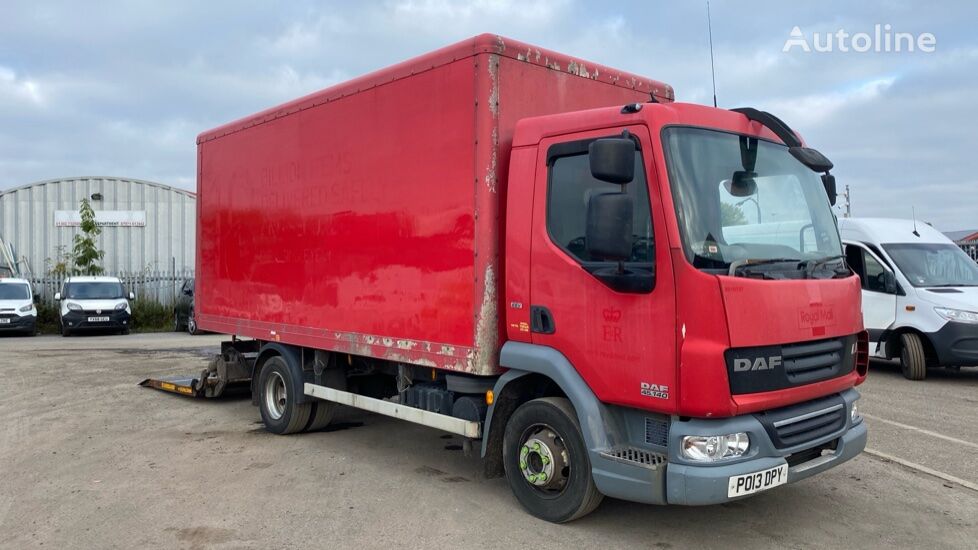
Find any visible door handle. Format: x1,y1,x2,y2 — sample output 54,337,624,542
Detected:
530,305,555,334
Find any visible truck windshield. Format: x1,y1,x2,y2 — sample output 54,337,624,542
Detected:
0,284,30,300
882,243,978,287
663,127,843,278
66,282,125,299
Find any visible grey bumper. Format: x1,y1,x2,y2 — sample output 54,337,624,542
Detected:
665,417,865,505
589,388,866,506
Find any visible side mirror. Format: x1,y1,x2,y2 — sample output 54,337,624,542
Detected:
822,173,837,206
589,138,635,184
586,193,633,261
128,291,135,301
883,271,897,294
54,292,61,301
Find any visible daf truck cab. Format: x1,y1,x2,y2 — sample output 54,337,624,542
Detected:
840,218,978,379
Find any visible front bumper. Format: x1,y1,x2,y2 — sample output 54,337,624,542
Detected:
589,389,865,506
62,310,131,331
0,313,36,332
930,321,978,366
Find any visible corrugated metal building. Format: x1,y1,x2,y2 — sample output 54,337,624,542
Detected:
0,176,195,276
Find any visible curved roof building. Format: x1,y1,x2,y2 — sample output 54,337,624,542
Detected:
0,176,195,276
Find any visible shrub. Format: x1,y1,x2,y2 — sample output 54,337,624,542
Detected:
35,302,60,334
130,300,172,332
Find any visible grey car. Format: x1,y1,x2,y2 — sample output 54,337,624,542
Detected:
173,278,201,335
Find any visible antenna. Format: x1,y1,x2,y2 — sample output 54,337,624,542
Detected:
707,1,718,108
912,207,920,237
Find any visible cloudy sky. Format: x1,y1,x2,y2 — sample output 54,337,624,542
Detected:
2,1,976,230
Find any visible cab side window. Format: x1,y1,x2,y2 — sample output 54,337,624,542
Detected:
863,253,888,293
547,152,654,263
845,244,890,293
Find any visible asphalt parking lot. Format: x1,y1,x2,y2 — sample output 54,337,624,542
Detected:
1,333,976,549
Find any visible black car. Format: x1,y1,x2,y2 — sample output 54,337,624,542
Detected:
173,278,202,335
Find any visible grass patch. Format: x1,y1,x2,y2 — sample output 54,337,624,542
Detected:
34,300,174,334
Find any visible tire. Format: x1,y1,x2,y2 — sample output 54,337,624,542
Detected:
900,332,927,380
187,311,200,335
258,356,312,435
121,327,130,335
305,401,338,432
60,321,70,337
173,311,184,332
502,397,603,523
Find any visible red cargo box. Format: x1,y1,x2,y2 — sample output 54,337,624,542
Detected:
196,34,672,375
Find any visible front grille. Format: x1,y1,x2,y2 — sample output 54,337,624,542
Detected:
644,416,669,447
782,338,844,384
600,447,666,469
755,394,846,450
726,335,856,394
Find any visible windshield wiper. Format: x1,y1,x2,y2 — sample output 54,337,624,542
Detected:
805,254,848,278
728,258,801,277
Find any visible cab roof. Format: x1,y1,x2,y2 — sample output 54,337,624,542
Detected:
838,217,952,246
0,278,30,285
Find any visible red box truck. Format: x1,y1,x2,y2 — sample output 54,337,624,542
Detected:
191,34,868,522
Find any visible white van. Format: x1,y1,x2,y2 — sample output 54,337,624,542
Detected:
0,278,37,336
54,276,134,336
839,218,978,379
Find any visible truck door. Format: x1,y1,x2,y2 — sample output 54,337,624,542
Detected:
845,242,898,351
528,126,677,411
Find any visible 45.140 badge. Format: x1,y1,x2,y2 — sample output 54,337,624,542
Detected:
640,382,669,399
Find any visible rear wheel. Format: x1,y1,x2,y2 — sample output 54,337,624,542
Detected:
258,356,312,434
900,332,927,380
503,397,603,523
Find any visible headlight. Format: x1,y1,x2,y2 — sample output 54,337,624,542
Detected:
115,302,128,311
681,432,750,462
935,307,978,324
851,401,861,424
66,302,82,311
19,304,34,313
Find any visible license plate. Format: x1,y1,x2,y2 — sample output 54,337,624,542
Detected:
0,319,9,324
728,464,788,498
87,316,110,322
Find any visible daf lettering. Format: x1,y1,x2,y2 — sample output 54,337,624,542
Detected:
734,356,783,372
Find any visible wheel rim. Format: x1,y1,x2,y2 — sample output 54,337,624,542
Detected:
264,371,288,420
188,315,196,334
517,423,570,496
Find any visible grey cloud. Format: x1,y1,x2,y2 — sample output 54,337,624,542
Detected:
1,0,975,230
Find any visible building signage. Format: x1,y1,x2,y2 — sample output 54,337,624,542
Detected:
54,210,147,227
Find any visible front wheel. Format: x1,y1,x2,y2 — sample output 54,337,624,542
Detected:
900,332,927,380
503,397,603,523
60,320,70,337
258,356,312,434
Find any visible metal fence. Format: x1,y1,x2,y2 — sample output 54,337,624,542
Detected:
29,269,194,307
960,240,978,262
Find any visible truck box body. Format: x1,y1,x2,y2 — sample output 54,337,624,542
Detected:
196,35,673,375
